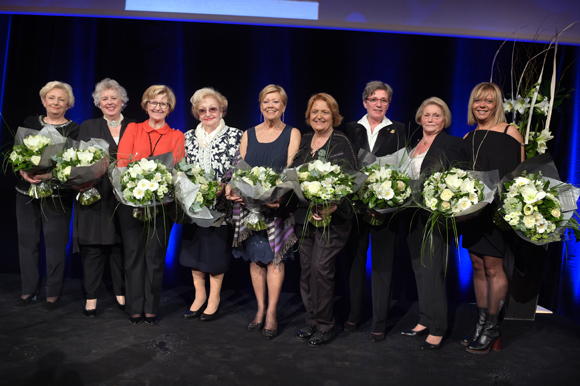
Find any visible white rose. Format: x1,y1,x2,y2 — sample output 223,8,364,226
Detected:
62,147,77,162
523,215,536,228
444,173,462,190
307,181,322,195
551,208,561,218
77,150,94,165
440,189,454,201
30,155,41,165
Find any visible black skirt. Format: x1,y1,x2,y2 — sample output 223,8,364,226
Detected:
179,224,233,273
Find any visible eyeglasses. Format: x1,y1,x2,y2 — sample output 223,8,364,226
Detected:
148,101,170,109
198,107,219,115
366,98,390,105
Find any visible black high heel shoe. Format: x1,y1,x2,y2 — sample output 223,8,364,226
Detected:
184,300,208,319
400,328,429,337
13,291,39,308
83,309,97,317
199,307,219,322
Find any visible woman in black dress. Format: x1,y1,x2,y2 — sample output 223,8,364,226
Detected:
462,82,524,353
14,81,80,311
399,97,467,350
180,88,242,321
74,78,133,317
293,93,359,346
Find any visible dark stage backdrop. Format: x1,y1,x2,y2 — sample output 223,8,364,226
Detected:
0,14,579,321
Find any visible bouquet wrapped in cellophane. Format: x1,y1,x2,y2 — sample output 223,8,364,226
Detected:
498,153,580,245
229,159,294,231
110,152,174,221
52,138,110,205
287,159,367,228
173,159,224,227
6,125,67,198
354,148,413,226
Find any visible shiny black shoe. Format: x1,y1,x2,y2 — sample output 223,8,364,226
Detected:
461,307,487,346
421,340,442,350
41,300,59,312
370,332,385,343
262,328,278,340
184,301,208,320
129,315,143,325
13,292,39,309
247,321,264,331
83,309,97,318
117,302,125,312
296,325,317,340
400,328,429,337
466,313,501,354
343,321,358,332
199,308,219,322
144,316,158,325
308,330,335,347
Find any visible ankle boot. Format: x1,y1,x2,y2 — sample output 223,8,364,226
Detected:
466,313,501,354
461,307,487,346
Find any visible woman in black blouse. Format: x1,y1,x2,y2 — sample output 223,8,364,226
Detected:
74,78,134,317
14,81,79,311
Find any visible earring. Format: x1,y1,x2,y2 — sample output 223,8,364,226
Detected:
282,112,285,123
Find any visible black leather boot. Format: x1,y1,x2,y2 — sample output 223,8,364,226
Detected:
466,313,501,354
461,307,487,346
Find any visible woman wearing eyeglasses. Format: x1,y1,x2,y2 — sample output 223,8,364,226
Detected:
116,85,185,325
343,81,406,342
179,88,242,321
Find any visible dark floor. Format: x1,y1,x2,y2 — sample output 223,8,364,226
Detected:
1,273,580,386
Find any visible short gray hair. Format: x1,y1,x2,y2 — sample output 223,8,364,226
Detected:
362,80,393,101
92,78,129,108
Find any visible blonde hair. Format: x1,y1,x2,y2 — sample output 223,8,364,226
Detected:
415,97,452,128
258,84,288,106
140,85,176,113
39,81,75,108
467,82,506,126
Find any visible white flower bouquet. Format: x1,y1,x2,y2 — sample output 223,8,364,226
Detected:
110,152,174,221
52,138,110,205
499,154,580,245
7,126,67,198
173,159,223,227
229,159,293,231
288,159,366,228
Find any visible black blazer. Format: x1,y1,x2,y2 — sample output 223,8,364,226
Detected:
73,117,134,250
419,130,468,173
344,120,407,157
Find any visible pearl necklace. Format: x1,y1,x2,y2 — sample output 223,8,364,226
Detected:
104,114,124,128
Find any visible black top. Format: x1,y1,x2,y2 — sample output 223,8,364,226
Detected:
464,127,522,179
16,115,80,195
419,130,469,173
244,124,293,170
344,120,406,157
73,117,134,250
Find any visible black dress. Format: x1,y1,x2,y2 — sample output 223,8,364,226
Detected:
462,128,522,257
179,125,242,273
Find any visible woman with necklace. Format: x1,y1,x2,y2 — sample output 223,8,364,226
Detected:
14,81,80,312
180,88,242,322
226,84,301,340
399,97,467,350
343,80,406,342
292,93,358,346
73,78,135,317
116,85,185,326
461,82,524,354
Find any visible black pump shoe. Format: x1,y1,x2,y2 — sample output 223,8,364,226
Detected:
184,301,208,319
401,328,429,337
83,309,97,318
129,315,143,325
13,291,39,308
199,307,219,322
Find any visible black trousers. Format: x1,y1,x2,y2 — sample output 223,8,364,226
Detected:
299,221,352,332
80,244,124,299
16,193,72,297
347,220,397,333
117,205,172,316
405,213,448,337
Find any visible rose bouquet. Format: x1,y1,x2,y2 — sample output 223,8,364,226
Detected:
52,139,110,205
498,154,580,245
6,126,67,198
288,159,366,228
173,159,223,227
229,160,293,231
110,152,174,221
354,164,412,225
